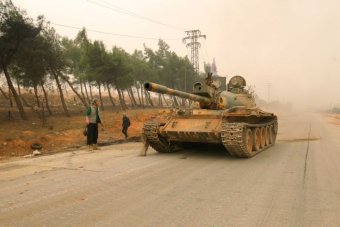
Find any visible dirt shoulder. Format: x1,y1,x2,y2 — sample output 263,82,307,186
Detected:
0,108,158,161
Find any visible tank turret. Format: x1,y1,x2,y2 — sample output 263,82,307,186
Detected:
144,73,256,110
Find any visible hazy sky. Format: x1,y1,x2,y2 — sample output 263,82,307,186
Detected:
12,0,340,108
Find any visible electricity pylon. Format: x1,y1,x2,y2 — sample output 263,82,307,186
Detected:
182,30,206,75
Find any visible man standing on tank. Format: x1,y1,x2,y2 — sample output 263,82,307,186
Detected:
86,99,104,150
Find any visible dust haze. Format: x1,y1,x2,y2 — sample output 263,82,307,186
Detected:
13,0,340,109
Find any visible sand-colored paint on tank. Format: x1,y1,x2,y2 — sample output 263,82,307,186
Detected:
143,73,278,158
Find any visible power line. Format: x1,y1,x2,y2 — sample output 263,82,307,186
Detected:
93,0,188,31
86,0,187,31
50,22,180,41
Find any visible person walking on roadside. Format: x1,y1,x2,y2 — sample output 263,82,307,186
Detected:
122,114,130,139
86,99,104,150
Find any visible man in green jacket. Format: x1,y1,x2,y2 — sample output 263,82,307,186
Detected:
86,99,104,150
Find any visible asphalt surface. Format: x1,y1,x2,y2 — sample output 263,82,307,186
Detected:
1,111,340,226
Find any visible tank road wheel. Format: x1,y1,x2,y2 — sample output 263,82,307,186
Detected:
265,126,271,146
272,121,278,144
260,127,267,148
252,127,261,151
268,125,274,145
273,120,279,144
221,122,269,158
244,128,254,155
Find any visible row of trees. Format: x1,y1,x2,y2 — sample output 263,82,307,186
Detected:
0,0,198,120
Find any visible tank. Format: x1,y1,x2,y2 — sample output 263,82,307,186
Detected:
142,73,278,158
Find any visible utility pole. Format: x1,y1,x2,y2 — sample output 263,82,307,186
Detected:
182,30,206,75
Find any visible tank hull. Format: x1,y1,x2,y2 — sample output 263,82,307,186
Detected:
143,108,278,158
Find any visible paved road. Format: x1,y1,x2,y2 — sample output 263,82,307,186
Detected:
1,111,340,226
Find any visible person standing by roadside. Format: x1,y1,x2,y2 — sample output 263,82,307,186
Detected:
86,99,104,150
122,114,130,139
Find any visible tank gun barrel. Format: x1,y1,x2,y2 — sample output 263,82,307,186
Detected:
144,82,211,104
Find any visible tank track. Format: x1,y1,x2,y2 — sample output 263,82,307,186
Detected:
142,120,174,153
221,117,278,158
